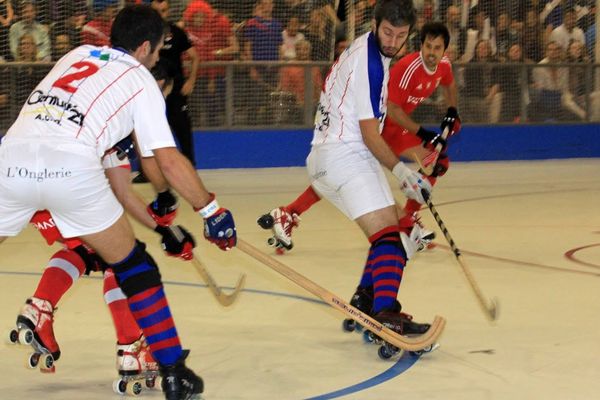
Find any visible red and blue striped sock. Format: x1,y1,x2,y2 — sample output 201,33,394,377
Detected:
358,248,374,288
368,226,406,313
127,286,182,366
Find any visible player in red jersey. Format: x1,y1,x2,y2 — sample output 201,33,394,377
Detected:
258,21,460,255
384,21,460,239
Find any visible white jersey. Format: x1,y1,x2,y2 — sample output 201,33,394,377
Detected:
3,45,175,158
312,32,391,147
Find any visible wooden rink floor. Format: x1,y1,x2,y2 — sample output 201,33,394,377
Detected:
1,159,600,400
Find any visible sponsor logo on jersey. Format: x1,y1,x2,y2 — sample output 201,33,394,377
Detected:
407,95,425,105
27,90,85,126
6,166,72,182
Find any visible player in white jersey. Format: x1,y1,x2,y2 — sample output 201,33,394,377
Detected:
0,5,234,399
306,0,433,337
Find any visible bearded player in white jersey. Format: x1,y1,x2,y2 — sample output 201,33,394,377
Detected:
305,0,433,337
0,5,234,400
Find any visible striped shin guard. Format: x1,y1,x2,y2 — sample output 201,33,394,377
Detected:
368,226,407,313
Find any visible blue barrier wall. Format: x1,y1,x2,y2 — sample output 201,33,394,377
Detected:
193,124,600,169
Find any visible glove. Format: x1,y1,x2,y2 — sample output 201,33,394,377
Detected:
155,224,196,260
440,107,461,137
430,152,450,178
416,126,446,150
147,189,178,226
198,193,237,251
392,162,432,205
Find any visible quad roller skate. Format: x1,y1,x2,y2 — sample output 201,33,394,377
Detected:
257,207,300,254
341,286,373,334
160,350,203,400
363,302,438,360
410,213,436,252
7,297,59,373
113,336,161,396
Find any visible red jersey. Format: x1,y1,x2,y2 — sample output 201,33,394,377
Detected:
383,51,454,154
81,18,112,47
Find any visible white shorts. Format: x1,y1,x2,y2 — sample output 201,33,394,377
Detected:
0,138,123,238
306,143,395,220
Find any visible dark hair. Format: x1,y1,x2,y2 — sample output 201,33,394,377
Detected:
110,5,166,53
373,0,416,28
420,21,450,49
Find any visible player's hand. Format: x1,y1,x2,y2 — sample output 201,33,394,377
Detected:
416,127,446,150
147,189,178,226
392,162,432,204
440,107,461,137
198,194,237,251
155,225,195,260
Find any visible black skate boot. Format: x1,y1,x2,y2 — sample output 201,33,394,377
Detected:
373,301,431,336
160,350,203,400
342,286,373,332
372,302,435,360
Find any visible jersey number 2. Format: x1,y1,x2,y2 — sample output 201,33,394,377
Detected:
52,61,99,93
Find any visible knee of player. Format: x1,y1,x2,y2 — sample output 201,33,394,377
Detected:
109,240,163,297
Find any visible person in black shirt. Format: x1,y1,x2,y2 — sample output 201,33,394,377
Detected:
151,0,199,166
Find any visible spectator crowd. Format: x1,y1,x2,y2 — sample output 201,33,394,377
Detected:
0,0,597,128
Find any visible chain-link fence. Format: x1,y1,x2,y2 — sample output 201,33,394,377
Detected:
0,0,597,133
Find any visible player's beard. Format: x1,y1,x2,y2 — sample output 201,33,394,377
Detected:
376,31,406,59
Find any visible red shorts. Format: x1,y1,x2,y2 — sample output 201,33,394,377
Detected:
381,126,422,157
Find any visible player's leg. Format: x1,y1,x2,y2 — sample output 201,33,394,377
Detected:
309,146,430,336
103,268,158,379
166,93,195,166
80,216,202,397
16,247,89,360
257,185,321,253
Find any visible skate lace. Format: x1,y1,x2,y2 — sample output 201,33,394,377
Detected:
275,208,299,236
412,213,424,229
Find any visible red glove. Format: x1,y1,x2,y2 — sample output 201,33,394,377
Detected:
154,225,196,260
440,107,461,137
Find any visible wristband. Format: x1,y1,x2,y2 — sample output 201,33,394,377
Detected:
197,194,219,218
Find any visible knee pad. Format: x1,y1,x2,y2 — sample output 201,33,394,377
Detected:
110,241,163,297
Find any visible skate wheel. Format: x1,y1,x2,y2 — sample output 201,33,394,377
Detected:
39,353,55,373
342,319,356,332
362,330,375,343
8,329,18,344
257,214,274,229
113,379,126,395
19,328,34,345
27,352,40,369
126,381,143,396
145,377,156,389
267,237,276,247
378,345,393,360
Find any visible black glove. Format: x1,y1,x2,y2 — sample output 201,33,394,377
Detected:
440,107,461,136
147,189,178,226
416,126,446,150
155,224,196,260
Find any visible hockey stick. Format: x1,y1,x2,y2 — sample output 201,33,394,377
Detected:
191,253,246,307
412,126,449,176
236,238,446,352
419,190,498,322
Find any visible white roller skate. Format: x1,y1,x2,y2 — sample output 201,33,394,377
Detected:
409,212,436,253
112,336,161,396
257,207,300,254
7,297,59,373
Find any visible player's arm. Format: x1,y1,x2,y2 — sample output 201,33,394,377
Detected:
360,118,430,204
181,46,199,96
105,166,157,231
140,156,169,193
386,100,420,134
440,79,458,109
